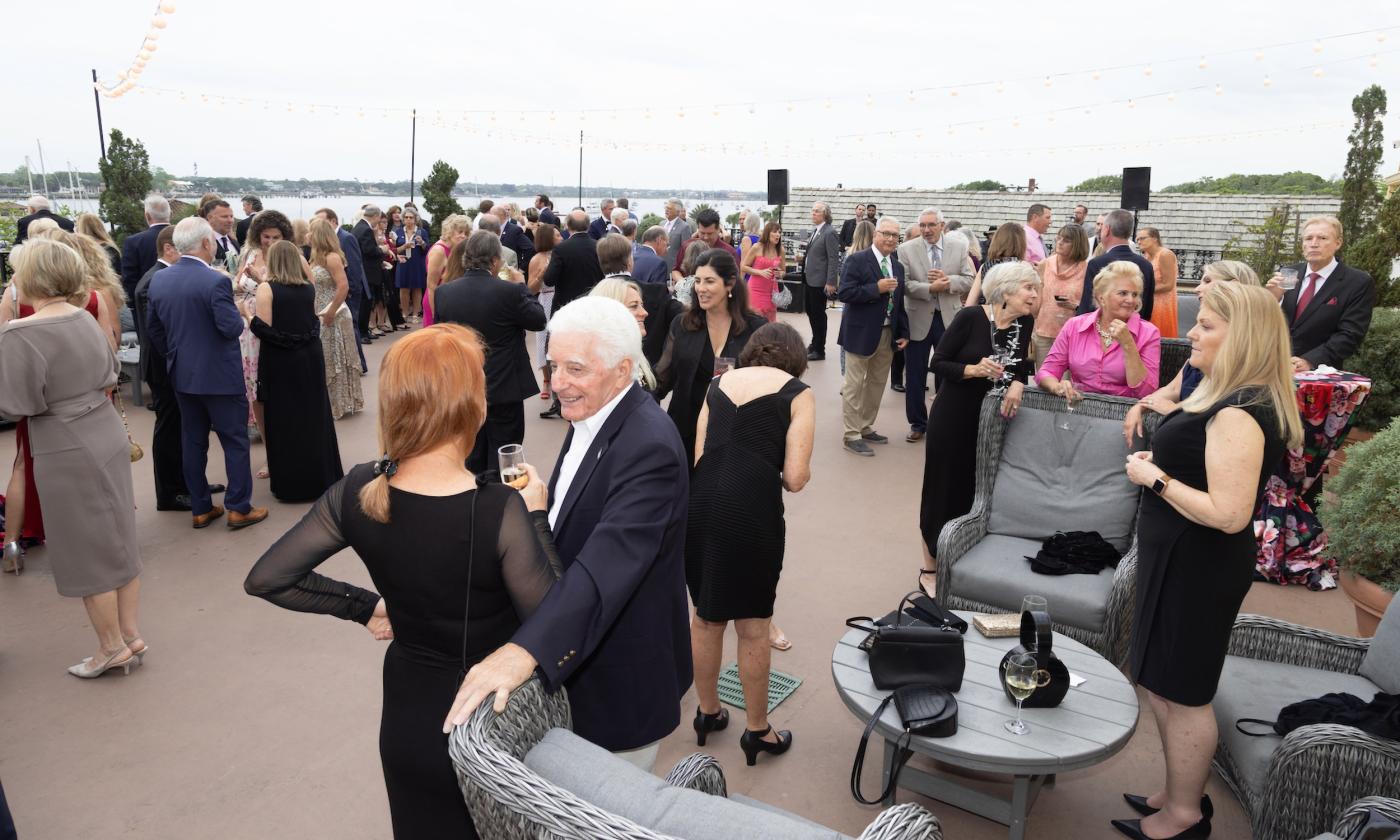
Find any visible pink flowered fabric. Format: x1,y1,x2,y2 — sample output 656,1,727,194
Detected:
1253,371,1371,591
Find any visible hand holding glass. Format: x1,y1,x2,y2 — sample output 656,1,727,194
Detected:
1278,267,1299,290
499,444,528,489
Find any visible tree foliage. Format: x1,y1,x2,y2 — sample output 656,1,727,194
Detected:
420,160,465,240
1220,203,1302,283
1162,172,1342,195
1349,185,1400,307
947,179,1006,191
689,203,714,224
1339,84,1387,261
638,212,663,233
97,129,153,244
1068,175,1122,192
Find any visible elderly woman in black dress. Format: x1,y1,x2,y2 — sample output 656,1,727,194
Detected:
918,261,1039,596
245,324,559,839
1115,282,1300,840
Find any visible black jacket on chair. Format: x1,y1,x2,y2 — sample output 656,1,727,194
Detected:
432,269,547,405
540,231,604,313
1282,260,1376,369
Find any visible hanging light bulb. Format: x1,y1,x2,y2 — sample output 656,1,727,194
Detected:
1197,56,1207,69
144,41,158,52
1369,55,1379,68
823,99,832,110
1127,99,1136,109
1214,84,1224,96
995,81,1005,93
1091,70,1101,81
1011,117,1020,128
948,88,958,97
864,94,873,108
1254,51,1265,61
676,108,685,118
139,49,151,59
152,15,167,28
906,90,915,102
1043,76,1052,88
1263,75,1273,87
1143,65,1153,76
1166,92,1177,102
1313,39,1323,53
1313,67,1325,77
786,102,795,112
160,1,176,11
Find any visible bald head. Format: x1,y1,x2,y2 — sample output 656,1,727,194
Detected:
566,209,590,233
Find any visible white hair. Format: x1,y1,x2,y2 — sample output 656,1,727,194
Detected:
918,207,944,222
547,296,643,372
666,198,685,213
611,207,629,226
144,193,172,222
172,217,215,255
876,216,901,230
743,212,762,234
981,260,1040,304
26,194,50,212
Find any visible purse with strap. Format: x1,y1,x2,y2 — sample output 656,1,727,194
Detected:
846,592,965,691
997,610,1070,708
850,684,958,804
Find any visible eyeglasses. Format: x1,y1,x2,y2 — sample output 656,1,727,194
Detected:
875,230,900,238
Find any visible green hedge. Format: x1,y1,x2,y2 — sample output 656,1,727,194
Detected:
1347,306,1400,432
1323,416,1400,592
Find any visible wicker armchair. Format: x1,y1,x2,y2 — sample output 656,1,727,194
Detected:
1328,796,1400,838
1158,338,1192,388
1213,614,1400,840
936,390,1157,666
449,678,943,839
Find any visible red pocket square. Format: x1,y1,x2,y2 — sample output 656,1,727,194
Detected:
1326,297,1338,305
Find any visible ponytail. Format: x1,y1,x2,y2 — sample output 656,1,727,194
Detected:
358,474,391,523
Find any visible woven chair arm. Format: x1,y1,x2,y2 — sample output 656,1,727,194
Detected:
856,803,944,840
662,753,727,797
1253,723,1400,840
934,509,987,601
1101,543,1139,668
1332,796,1400,837
1227,614,1370,673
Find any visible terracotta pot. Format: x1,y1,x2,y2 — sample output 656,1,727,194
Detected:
1339,569,1395,638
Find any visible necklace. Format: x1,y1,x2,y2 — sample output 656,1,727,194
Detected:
1096,322,1114,348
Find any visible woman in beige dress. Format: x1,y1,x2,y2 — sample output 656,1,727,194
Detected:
0,238,144,678
308,218,364,419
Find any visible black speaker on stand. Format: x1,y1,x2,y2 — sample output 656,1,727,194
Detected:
1121,167,1151,237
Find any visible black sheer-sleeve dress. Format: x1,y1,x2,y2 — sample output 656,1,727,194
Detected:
244,465,561,839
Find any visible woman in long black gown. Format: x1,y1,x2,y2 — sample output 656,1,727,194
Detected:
919,261,1039,595
1114,282,1299,840
245,324,560,839
251,241,343,502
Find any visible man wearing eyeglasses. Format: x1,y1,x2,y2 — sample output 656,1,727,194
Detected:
837,218,909,457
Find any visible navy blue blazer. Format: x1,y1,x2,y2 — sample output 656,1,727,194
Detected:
837,247,909,356
512,384,692,751
336,227,370,304
587,215,608,241
145,257,246,396
631,245,670,285
1075,244,1157,323
120,223,169,303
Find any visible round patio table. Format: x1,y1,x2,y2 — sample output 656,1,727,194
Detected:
832,611,1139,840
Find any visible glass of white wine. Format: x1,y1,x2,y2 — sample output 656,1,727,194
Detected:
1004,652,1048,735
499,444,528,490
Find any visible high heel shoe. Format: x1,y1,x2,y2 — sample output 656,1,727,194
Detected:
1123,794,1214,820
693,706,729,746
2,541,23,575
917,569,936,597
67,646,137,679
123,636,149,664
1110,816,1211,839
739,725,792,766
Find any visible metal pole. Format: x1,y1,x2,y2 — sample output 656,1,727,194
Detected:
36,141,50,199
577,131,583,208
409,109,417,204
92,69,108,168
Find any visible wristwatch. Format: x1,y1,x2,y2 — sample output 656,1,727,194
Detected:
1152,474,1173,496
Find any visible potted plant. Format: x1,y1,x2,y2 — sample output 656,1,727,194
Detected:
1322,416,1400,636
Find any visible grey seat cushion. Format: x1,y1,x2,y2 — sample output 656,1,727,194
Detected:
1359,597,1400,695
525,729,847,840
731,795,856,840
1177,291,1200,335
1213,655,1381,798
986,404,1142,552
949,533,1115,632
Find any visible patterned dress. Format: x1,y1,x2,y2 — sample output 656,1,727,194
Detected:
312,265,364,419
235,271,261,432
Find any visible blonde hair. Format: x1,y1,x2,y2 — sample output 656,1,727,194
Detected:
850,220,875,252
1178,282,1303,449
49,231,124,305
11,238,86,300
308,217,345,269
358,325,487,523
75,213,115,246
1092,260,1143,303
589,276,656,389
265,240,308,285
439,213,471,239
292,218,310,247
1302,215,1343,243
26,217,60,238
1201,260,1259,286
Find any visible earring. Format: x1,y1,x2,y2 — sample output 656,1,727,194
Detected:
728,291,733,298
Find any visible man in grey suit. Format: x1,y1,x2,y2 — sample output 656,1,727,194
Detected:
804,201,841,360
895,208,976,441
663,199,693,271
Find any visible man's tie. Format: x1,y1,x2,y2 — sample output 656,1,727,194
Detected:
1295,272,1321,317
880,255,893,321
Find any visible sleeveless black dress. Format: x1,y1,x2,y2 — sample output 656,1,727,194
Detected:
250,283,343,502
1130,389,1286,706
686,376,809,621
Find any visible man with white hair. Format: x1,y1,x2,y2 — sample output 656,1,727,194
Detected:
589,198,617,240
837,217,909,456
146,217,267,531
15,194,74,244
446,295,692,771
120,193,173,306
663,199,692,267
608,207,628,237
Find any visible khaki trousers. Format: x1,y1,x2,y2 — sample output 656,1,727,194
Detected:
842,327,894,441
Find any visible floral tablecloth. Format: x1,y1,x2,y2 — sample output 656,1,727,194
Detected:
1254,370,1371,590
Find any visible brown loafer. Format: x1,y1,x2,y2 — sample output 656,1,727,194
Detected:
227,507,269,530
192,506,225,529
906,430,926,442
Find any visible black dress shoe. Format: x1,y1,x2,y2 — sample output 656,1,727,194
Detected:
891,383,906,392
1110,817,1211,839
157,494,193,512
739,725,792,766
209,484,226,495
693,706,729,747
1123,794,1214,820
806,350,825,361
539,400,562,419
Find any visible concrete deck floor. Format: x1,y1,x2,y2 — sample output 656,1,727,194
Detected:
0,311,1355,839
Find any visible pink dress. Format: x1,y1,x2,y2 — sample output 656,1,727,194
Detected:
749,254,783,322
423,240,451,327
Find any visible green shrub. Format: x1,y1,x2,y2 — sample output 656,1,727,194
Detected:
1323,416,1400,592
1345,307,1400,432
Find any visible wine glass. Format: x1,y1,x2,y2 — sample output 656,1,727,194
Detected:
714,356,737,377
989,350,1014,394
498,444,528,489
1058,384,1081,431
1021,595,1048,617
1004,653,1042,735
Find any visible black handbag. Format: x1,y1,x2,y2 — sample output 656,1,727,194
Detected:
850,684,958,805
997,610,1070,708
846,592,966,691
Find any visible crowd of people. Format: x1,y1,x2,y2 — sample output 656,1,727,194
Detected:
0,185,1382,839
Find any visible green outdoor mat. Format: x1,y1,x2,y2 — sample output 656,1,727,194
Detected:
716,662,802,713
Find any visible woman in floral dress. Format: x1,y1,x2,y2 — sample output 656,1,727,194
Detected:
307,219,364,419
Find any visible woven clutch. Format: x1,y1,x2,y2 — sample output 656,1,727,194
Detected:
972,612,1022,638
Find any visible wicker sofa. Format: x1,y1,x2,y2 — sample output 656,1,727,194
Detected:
449,678,943,839
1157,338,1192,388
935,390,1156,666
1213,596,1400,840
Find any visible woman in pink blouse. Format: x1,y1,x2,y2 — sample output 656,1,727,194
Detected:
1036,261,1160,400
1032,224,1090,367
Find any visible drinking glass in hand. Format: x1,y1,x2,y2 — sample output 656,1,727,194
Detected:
714,356,737,377
499,444,528,490
1003,652,1047,735
1278,267,1299,290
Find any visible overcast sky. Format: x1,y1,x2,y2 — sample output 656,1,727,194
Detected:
10,1,1400,194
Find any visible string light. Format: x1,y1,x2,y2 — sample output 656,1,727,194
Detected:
1214,84,1224,96
1263,75,1273,87
1197,56,1208,69
1314,67,1325,77
98,1,176,98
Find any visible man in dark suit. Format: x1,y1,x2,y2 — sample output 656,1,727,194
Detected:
495,206,536,270
315,208,370,370
535,194,559,227
539,210,605,419
120,194,172,307
1268,215,1376,372
838,217,909,457
14,195,75,244
146,218,267,531
235,195,262,247
839,203,866,250
1076,208,1156,323
445,296,691,769
632,226,671,286
199,199,241,264
804,201,841,360
600,233,680,368
433,231,547,473
587,199,616,240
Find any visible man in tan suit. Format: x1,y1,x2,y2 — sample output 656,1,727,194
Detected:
895,208,976,442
